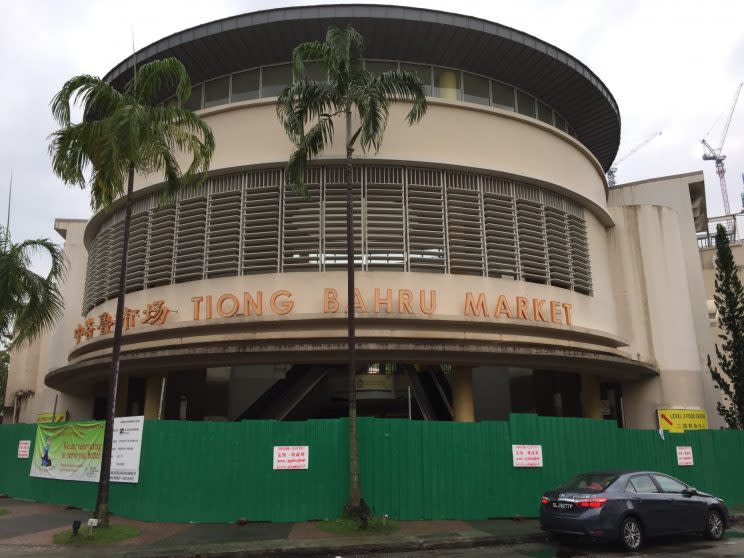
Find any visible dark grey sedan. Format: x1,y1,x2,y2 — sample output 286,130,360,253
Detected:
540,471,728,551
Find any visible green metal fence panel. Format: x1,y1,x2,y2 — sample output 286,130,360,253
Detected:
1,415,744,522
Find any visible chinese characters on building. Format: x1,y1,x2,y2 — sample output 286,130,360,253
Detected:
73,300,171,345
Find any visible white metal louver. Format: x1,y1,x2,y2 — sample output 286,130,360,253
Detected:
323,166,363,270
82,164,594,313
174,193,207,283
242,170,281,274
407,168,446,273
482,177,518,279
104,220,124,300
365,166,405,271
515,184,548,284
445,172,484,276
125,211,149,293
146,205,176,288
206,187,242,278
282,169,321,271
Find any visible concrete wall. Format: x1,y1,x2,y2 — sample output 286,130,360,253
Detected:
608,172,720,428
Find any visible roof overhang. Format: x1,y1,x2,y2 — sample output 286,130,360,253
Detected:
104,4,621,170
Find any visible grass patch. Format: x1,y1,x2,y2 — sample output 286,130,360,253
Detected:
0,509,8,516
53,525,139,545
317,515,399,536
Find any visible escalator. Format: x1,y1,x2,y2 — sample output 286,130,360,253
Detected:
402,365,453,421
237,364,328,420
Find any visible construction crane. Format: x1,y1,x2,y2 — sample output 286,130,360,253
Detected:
702,82,743,215
607,131,662,187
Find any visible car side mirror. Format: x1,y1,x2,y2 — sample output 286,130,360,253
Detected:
682,487,698,497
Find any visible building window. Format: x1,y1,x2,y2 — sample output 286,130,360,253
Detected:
516,90,536,118
400,63,432,96
365,60,398,75
204,76,229,108
491,82,515,111
231,69,260,102
184,85,202,111
537,101,554,125
463,72,490,106
433,67,461,101
261,64,291,97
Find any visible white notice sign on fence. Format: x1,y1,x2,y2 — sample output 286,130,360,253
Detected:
273,446,309,470
17,440,30,459
111,416,144,483
512,444,543,467
676,445,694,467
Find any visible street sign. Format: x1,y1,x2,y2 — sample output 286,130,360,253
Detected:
677,446,694,466
273,446,309,470
657,409,708,433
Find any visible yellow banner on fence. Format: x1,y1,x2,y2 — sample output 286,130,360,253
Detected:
657,409,708,433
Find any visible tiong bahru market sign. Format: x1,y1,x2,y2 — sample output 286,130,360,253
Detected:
73,288,574,343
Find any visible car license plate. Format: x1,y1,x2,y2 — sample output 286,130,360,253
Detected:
552,502,574,511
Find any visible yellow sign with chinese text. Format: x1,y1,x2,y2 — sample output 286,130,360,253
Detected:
657,409,708,433
36,413,65,423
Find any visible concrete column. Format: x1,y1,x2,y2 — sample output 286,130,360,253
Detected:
452,366,474,422
581,372,603,420
115,376,129,417
143,374,166,419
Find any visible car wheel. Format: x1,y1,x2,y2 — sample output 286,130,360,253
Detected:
621,516,643,551
705,509,725,540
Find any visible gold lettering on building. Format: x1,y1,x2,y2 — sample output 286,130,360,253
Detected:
191,296,203,320
217,294,240,318
398,289,413,313
270,290,294,315
323,288,339,313
374,288,393,313
461,293,573,326
244,292,263,316
420,290,436,315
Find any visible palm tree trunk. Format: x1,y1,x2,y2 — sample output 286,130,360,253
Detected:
94,163,135,527
344,110,363,512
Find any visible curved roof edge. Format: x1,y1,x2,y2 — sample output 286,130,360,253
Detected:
104,4,620,170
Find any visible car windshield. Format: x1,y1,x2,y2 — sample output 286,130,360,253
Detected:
560,473,619,492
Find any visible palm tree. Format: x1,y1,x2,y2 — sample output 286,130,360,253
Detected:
49,58,215,525
277,26,427,519
0,226,65,347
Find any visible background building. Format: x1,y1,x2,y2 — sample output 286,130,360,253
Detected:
3,5,721,429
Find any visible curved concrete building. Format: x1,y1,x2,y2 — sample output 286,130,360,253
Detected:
4,5,719,429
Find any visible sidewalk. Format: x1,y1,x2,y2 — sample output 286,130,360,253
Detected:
0,498,546,557
0,497,742,558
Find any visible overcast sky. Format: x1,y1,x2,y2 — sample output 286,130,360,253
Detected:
1,0,743,274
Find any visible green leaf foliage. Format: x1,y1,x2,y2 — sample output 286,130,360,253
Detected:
276,26,428,193
0,228,65,348
49,57,215,210
708,223,744,428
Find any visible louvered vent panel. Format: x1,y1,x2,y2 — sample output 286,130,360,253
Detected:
174,196,207,283
366,166,404,270
92,227,110,307
323,166,362,270
104,220,124,299
446,172,484,276
545,207,572,289
568,214,592,294
516,199,548,284
483,179,518,279
282,170,320,271
243,171,280,274
206,189,241,278
146,205,176,288
407,169,445,272
125,211,149,293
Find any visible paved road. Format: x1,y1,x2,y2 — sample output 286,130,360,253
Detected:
363,533,744,557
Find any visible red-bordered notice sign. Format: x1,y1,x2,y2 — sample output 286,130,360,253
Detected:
676,446,694,466
273,446,309,470
17,440,30,459
512,444,543,467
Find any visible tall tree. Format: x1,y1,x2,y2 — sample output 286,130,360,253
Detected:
0,227,65,348
0,344,9,418
49,58,215,525
277,26,427,520
708,223,744,428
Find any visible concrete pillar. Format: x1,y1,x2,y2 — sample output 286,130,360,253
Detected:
452,366,474,422
115,376,129,417
581,372,603,420
144,374,166,419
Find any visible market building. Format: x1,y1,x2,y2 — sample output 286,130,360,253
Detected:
2,5,721,429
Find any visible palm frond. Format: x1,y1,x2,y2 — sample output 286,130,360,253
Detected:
50,75,124,126
285,116,335,194
125,57,192,105
373,70,428,124
291,41,329,81
277,80,341,141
